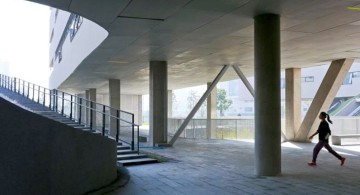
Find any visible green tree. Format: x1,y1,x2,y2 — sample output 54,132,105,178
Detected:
217,88,232,116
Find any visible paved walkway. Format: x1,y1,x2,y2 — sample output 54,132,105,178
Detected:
110,138,360,195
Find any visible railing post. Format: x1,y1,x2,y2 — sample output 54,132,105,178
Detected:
27,82,30,98
55,90,58,112
79,98,82,124
102,105,106,136
7,76,10,89
22,80,25,96
70,95,73,119
43,88,46,106
131,114,135,150
116,110,119,142
37,85,40,103
61,92,64,115
90,101,93,130
49,89,52,109
13,77,17,93
137,125,140,153
32,83,35,101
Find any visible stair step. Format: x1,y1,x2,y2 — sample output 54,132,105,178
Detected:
66,123,83,126
117,145,130,150
74,126,90,130
118,158,158,166
117,153,147,160
117,150,137,155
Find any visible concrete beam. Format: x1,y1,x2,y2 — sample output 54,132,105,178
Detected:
295,59,354,141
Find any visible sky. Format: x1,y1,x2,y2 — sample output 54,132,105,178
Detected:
0,0,50,87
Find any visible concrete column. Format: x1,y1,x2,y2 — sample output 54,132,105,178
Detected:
109,79,120,137
138,95,143,125
295,59,354,141
285,68,301,141
89,88,97,130
207,82,217,139
85,90,90,126
168,90,173,118
149,61,168,146
254,14,281,176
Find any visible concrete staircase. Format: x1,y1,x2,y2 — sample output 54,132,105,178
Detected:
0,87,157,166
117,144,157,166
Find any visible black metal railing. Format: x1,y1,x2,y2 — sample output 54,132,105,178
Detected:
0,74,140,152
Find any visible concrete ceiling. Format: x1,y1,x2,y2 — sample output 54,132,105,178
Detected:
28,0,360,94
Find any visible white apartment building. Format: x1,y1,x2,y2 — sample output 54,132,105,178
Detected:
49,9,143,123
220,63,360,117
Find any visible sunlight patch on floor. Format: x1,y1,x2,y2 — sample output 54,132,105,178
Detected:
281,142,303,149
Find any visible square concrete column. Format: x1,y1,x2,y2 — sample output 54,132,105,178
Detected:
109,79,120,137
254,14,281,176
207,82,217,139
89,88,97,130
149,61,168,146
285,68,301,141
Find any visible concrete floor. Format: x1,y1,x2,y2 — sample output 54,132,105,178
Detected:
109,138,360,195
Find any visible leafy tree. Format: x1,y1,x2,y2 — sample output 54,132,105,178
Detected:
217,88,232,116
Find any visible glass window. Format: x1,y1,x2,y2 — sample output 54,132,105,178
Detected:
352,71,360,78
50,29,54,43
56,47,62,63
55,9,59,22
301,76,314,82
69,15,83,41
305,76,314,82
342,72,353,85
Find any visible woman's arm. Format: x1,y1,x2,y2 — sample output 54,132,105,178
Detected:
309,131,318,140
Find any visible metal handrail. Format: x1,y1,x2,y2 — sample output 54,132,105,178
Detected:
0,74,139,152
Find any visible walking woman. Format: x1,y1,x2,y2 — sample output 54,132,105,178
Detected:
308,112,346,166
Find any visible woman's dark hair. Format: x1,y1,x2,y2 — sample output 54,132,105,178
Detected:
320,112,333,124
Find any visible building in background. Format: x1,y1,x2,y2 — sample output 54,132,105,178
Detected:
49,8,143,124
217,63,360,117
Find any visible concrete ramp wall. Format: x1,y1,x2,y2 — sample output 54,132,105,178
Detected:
0,97,117,195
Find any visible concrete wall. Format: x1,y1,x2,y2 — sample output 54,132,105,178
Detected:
100,94,142,124
0,97,117,195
